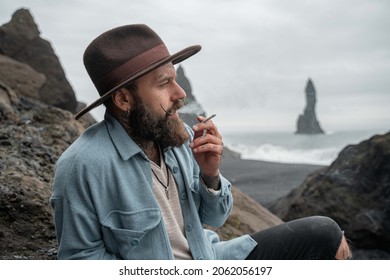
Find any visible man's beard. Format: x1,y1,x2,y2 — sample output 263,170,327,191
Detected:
125,95,189,149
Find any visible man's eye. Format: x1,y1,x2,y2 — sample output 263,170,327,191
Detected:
161,80,169,86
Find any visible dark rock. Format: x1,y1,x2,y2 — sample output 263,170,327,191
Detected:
0,54,46,100
177,65,196,104
296,78,324,134
177,65,206,127
269,131,390,257
352,249,390,260
208,187,283,240
0,90,88,259
75,101,97,128
0,8,78,113
0,81,19,120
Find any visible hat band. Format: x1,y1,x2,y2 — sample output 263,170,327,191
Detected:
96,44,170,94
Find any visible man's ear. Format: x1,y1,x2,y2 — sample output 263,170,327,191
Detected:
111,88,133,112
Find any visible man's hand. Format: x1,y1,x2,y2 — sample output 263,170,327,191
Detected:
189,115,223,178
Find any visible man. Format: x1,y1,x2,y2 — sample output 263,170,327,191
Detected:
51,24,351,260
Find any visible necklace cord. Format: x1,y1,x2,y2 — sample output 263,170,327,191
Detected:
151,167,170,199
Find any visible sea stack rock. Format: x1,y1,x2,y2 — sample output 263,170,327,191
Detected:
296,78,324,134
176,65,206,126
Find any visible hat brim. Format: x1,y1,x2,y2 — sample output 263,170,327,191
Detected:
75,45,201,120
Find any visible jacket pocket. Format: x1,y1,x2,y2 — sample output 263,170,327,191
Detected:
101,208,163,259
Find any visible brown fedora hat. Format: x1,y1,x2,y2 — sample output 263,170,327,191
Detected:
75,24,201,120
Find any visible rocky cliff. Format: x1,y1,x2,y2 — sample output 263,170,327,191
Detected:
0,86,87,259
269,131,390,259
0,9,78,112
0,8,280,259
296,78,324,134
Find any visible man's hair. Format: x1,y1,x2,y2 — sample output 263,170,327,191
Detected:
103,82,138,110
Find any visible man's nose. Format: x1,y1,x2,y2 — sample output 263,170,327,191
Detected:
172,80,187,100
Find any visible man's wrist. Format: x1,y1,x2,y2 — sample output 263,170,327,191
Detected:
201,172,221,191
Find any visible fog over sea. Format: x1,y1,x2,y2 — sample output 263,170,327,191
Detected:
223,129,389,165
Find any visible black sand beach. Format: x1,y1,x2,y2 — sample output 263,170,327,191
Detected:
220,158,325,206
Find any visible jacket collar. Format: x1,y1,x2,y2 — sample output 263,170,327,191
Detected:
104,112,146,161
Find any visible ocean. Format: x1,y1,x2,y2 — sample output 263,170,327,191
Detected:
223,129,389,166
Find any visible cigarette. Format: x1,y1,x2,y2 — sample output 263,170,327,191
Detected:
200,114,216,138
201,114,216,123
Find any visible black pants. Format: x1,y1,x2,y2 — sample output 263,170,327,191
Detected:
246,216,343,260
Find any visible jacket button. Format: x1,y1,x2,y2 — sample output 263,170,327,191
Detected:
172,166,179,174
131,238,140,246
181,192,187,200
185,224,193,231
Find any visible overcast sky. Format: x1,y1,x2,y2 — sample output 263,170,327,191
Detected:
1,0,389,133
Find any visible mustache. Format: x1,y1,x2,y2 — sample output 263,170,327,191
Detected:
161,99,185,116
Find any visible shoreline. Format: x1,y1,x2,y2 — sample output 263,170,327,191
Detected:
220,157,325,206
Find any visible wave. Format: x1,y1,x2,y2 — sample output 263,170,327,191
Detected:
226,143,339,165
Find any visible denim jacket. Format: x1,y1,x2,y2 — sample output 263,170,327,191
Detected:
51,113,256,259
